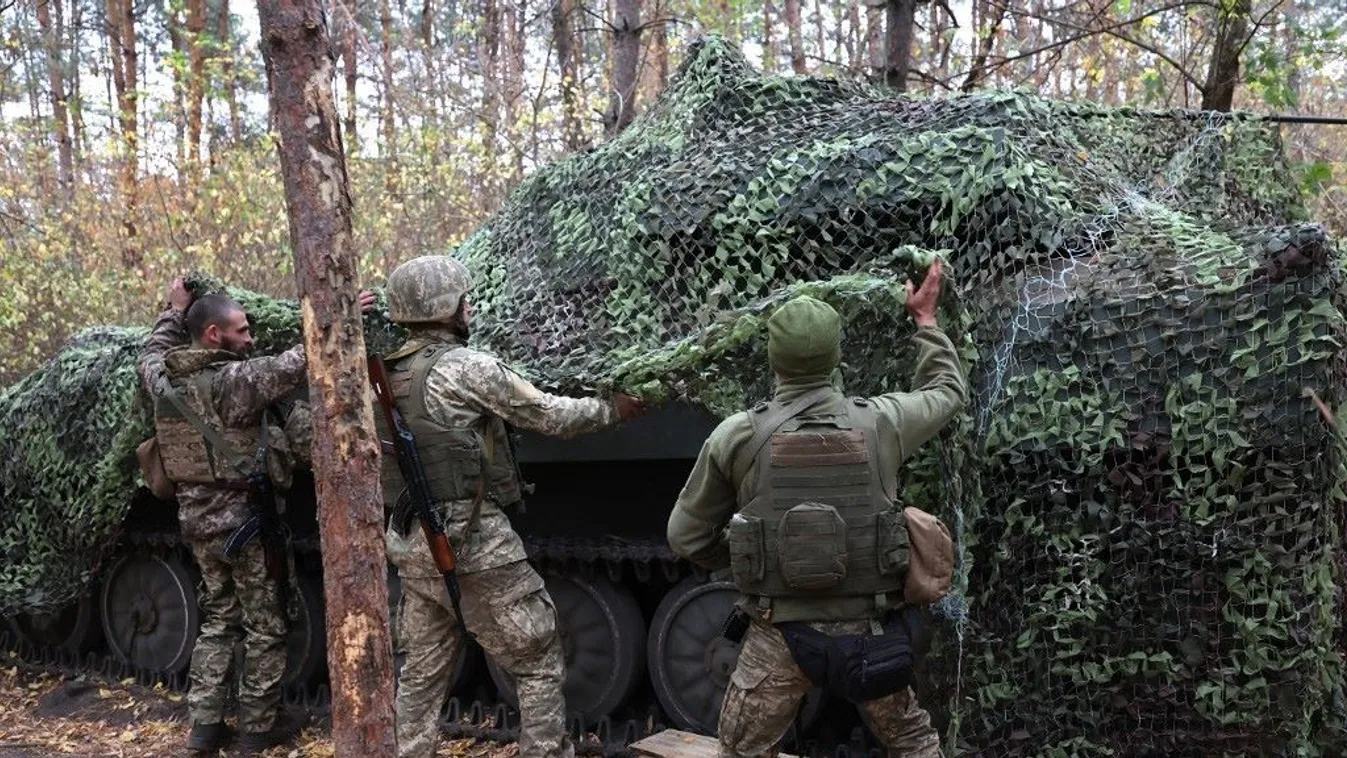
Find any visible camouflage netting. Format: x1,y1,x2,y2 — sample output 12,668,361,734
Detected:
2,35,1346,755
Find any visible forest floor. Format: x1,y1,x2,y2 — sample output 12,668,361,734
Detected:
0,657,516,758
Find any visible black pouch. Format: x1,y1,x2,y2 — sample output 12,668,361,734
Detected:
778,606,929,703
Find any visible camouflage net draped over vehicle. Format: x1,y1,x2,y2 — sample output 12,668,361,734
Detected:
454,39,1347,755
2,36,1345,755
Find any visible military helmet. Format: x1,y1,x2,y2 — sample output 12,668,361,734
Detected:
387,255,474,324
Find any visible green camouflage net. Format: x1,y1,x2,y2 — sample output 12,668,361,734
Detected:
2,35,1346,755
453,38,1347,755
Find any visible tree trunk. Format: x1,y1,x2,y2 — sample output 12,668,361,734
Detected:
186,0,207,167
761,0,777,72
1201,0,1251,111
107,0,139,264
639,4,668,103
884,0,915,91
784,0,805,74
502,0,524,183
479,0,500,204
342,0,358,147
604,0,640,136
865,0,882,79
167,4,188,169
254,4,396,756
380,0,399,190
846,1,861,72
220,0,242,143
553,0,585,151
959,0,1006,93
69,0,85,167
35,0,74,191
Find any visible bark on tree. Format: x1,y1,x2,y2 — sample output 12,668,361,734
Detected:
253,4,396,757
784,0,805,74
960,0,1006,93
69,0,85,165
865,0,882,79
186,0,207,167
846,1,861,71
167,5,188,169
884,0,916,91
502,0,524,182
34,0,74,191
379,0,399,191
762,0,778,72
479,0,501,204
604,0,640,136
552,0,585,151
106,0,139,263
218,0,242,143
1201,0,1251,111
341,0,358,147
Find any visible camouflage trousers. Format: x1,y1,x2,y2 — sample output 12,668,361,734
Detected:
186,535,287,734
718,617,942,758
394,560,570,758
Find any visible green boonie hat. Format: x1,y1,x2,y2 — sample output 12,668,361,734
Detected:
767,296,842,377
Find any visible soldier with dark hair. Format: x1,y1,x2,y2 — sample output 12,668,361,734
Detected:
376,255,647,758
139,277,374,755
667,260,967,758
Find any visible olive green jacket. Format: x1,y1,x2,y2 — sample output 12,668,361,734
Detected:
666,325,969,571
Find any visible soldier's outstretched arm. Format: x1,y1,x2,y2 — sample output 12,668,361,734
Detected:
138,277,193,394
869,259,969,462
666,425,739,570
212,344,308,427
439,351,622,438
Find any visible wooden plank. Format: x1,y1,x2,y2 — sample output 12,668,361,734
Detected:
630,729,800,758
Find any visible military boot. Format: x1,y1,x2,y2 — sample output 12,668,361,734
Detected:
185,721,234,752
236,709,309,755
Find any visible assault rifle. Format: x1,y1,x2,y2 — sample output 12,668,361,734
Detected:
368,354,468,631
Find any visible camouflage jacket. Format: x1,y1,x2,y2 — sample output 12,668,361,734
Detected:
138,306,308,541
666,325,969,574
386,327,619,577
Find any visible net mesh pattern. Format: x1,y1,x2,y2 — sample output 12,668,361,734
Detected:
1,37,1344,754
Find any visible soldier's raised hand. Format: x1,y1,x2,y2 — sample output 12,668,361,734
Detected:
168,276,194,313
904,258,943,329
359,289,377,313
613,393,648,421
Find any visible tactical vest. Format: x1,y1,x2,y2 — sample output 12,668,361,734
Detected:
153,367,262,487
374,343,524,514
727,395,909,623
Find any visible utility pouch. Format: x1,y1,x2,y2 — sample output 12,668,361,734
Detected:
777,606,930,703
777,502,847,591
721,608,751,644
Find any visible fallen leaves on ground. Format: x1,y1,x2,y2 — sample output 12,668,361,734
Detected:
0,652,520,758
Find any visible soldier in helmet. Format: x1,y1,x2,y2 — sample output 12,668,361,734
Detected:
377,255,647,758
138,277,375,755
666,260,967,758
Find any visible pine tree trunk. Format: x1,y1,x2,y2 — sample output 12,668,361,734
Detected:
762,0,777,72
107,0,139,264
502,0,524,183
479,0,500,204
186,0,206,168
884,0,915,91
380,0,399,191
69,0,85,167
342,0,358,147
866,0,883,80
784,0,805,74
254,4,396,754
553,0,585,151
220,0,242,144
604,0,640,136
1200,0,1250,111
35,0,74,191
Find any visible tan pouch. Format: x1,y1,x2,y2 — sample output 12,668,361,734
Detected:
136,436,177,501
903,506,953,605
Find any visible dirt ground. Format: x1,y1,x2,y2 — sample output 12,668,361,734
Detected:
0,654,515,758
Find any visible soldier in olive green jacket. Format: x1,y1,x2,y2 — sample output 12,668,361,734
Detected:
666,260,967,758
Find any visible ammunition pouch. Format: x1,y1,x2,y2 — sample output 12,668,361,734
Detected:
777,605,931,703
